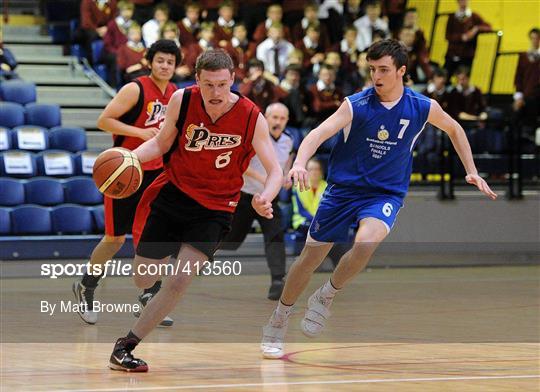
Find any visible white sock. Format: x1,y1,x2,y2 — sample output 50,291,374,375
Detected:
319,279,339,303
276,300,293,316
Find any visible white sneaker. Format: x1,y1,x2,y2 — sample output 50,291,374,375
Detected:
301,288,332,338
72,280,98,324
261,310,289,359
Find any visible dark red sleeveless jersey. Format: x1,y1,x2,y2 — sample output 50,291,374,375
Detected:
163,86,260,212
112,76,177,170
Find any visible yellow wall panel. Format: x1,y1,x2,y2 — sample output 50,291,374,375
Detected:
423,0,538,94
491,54,519,94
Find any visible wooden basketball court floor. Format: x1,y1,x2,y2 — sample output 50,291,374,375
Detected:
1,265,539,391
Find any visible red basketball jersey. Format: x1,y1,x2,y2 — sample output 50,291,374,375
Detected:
164,86,260,212
112,76,177,170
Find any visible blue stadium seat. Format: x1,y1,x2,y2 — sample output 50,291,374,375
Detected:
25,103,62,128
0,127,13,151
36,150,76,177
0,150,38,178
12,126,49,151
0,80,36,105
94,64,108,81
25,177,65,206
11,205,52,234
91,205,105,233
71,44,85,59
49,126,87,152
74,150,100,175
0,178,25,206
0,102,25,128
92,40,104,63
64,177,103,205
51,204,93,234
0,208,10,234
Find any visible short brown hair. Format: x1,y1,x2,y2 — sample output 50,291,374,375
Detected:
118,1,135,11
195,49,234,76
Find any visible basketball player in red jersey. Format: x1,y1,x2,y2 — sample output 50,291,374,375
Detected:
73,40,180,327
108,49,283,372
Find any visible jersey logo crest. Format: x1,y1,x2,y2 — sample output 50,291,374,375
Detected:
145,100,167,126
184,123,242,151
377,125,389,141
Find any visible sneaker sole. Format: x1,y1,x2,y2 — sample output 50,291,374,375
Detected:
72,281,96,325
108,362,148,372
261,349,283,359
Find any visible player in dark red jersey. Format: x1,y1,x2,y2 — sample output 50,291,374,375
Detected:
73,40,180,327
108,49,283,372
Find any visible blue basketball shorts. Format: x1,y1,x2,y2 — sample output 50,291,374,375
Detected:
308,184,403,243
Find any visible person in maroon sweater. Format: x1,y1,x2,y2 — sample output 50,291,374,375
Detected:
252,4,292,45
296,24,328,73
338,25,360,75
160,22,193,82
102,0,134,87
291,2,330,49
78,0,118,65
399,26,432,84
117,23,148,83
444,0,491,78
182,22,217,77
306,63,343,127
213,1,235,43
400,8,427,57
446,65,488,152
178,1,201,47
423,67,449,109
513,28,540,129
239,58,287,112
447,66,487,121
219,23,255,81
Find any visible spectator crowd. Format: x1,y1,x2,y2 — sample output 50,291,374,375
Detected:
67,1,530,126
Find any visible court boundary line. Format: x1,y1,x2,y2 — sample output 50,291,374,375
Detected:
62,374,540,391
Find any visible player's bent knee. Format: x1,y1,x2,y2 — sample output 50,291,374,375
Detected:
133,274,156,289
165,272,193,295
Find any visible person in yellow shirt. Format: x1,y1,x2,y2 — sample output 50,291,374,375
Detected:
291,157,349,267
292,157,327,230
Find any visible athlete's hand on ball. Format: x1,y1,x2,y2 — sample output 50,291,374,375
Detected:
141,127,160,141
252,193,273,219
465,174,498,200
288,164,310,192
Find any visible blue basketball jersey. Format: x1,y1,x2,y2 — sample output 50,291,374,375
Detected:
327,87,432,198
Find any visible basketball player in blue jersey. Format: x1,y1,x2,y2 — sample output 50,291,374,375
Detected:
261,39,497,358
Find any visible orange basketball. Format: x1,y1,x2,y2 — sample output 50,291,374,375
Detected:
92,148,143,199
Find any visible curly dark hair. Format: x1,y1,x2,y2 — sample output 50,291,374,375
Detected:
145,39,182,67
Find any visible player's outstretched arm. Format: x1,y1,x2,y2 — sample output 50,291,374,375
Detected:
132,89,183,164
427,99,497,200
251,113,283,219
289,100,352,191
97,82,159,141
